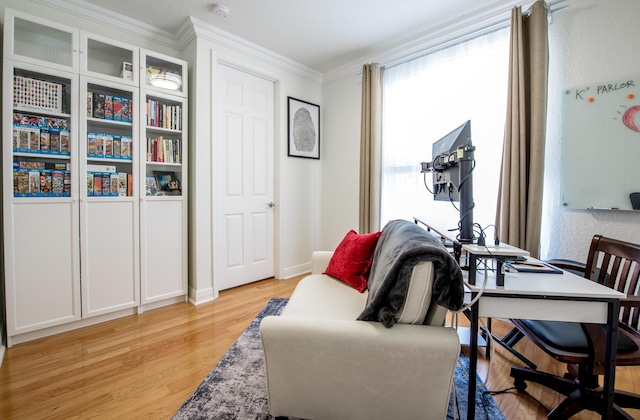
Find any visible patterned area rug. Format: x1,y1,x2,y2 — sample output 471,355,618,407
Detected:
173,298,505,420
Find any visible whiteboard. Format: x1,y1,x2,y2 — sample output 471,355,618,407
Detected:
562,75,640,210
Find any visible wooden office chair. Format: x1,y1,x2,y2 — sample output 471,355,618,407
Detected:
509,234,640,419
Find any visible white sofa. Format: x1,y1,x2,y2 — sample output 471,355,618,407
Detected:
260,250,461,420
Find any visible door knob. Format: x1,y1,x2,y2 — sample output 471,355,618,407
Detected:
267,202,275,208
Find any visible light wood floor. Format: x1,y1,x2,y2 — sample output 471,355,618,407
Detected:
1,275,639,419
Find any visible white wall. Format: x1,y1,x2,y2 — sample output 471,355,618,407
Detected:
321,0,640,261
541,0,640,261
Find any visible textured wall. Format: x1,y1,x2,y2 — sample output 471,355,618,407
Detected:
541,0,640,261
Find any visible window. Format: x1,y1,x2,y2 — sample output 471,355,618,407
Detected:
381,28,509,239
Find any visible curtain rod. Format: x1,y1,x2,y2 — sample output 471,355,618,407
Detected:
359,0,568,75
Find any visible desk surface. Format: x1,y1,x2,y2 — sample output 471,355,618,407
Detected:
466,264,625,300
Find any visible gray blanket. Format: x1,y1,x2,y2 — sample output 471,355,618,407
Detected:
357,219,464,327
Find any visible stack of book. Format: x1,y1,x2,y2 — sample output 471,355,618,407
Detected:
12,112,70,155
87,164,132,197
13,160,71,197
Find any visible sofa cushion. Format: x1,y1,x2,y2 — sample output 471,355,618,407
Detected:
324,230,382,292
281,274,369,320
395,261,433,324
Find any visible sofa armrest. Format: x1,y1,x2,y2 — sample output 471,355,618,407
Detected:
311,251,334,274
260,316,459,420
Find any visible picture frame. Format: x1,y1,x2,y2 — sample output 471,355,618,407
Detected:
145,176,158,196
287,96,320,159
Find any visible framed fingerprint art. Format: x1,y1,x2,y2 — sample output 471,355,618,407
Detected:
287,97,320,159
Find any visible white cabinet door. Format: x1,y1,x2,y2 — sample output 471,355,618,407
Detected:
81,200,139,317
5,201,81,336
140,199,185,302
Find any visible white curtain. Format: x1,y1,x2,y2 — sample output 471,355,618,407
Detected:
381,28,510,237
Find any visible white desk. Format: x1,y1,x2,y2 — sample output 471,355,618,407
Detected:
465,266,625,419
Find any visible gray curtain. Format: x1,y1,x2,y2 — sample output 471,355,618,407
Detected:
495,0,549,258
359,63,384,233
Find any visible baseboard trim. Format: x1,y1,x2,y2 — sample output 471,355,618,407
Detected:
0,345,5,368
189,286,217,305
7,307,137,347
282,262,312,279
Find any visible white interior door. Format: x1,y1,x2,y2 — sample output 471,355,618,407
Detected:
215,64,275,291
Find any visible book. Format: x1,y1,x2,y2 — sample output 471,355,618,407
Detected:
104,135,113,158
93,173,102,195
94,93,105,119
121,98,131,122
101,174,110,196
113,136,121,158
12,125,19,150
29,170,40,195
51,171,64,196
110,173,119,196
39,129,50,152
87,91,93,117
29,126,40,152
87,173,94,196
95,133,105,157
505,262,563,274
42,171,52,194
63,171,71,196
120,136,131,159
16,170,29,196
113,96,122,121
104,95,113,120
15,160,69,171
60,130,70,154
127,173,133,196
87,132,97,157
87,164,116,173
49,129,61,153
18,125,29,151
118,172,127,196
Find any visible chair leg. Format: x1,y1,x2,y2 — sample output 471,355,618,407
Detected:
511,366,578,397
490,328,537,369
548,389,587,419
614,389,640,410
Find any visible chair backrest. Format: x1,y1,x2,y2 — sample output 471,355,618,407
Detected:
584,235,640,330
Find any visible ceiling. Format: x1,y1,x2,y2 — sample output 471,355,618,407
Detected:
78,0,508,74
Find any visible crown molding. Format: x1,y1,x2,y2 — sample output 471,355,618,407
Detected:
32,0,180,49
323,0,525,83
184,17,322,84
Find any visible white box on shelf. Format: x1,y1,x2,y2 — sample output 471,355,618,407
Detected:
120,61,133,80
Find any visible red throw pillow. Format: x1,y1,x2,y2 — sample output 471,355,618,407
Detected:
324,230,382,292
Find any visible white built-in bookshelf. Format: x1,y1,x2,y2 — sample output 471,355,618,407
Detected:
2,8,188,346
